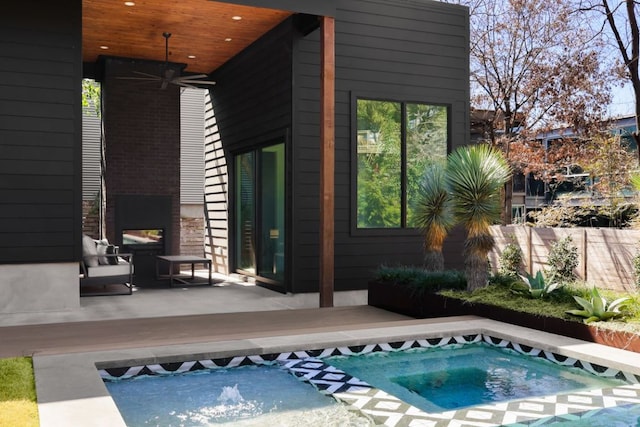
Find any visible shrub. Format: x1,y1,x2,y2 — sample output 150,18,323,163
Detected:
633,247,640,291
547,236,579,283
488,272,520,288
498,242,523,277
374,265,467,294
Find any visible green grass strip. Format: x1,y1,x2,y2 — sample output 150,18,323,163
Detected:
0,357,39,427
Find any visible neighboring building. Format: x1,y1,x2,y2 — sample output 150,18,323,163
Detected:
0,0,470,314
524,116,638,213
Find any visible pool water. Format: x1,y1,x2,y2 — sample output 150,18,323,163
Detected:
105,364,372,426
326,343,626,413
506,403,640,426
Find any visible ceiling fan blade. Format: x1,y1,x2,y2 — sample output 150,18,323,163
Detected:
116,76,161,81
179,74,209,80
131,71,162,79
177,78,217,86
175,81,199,89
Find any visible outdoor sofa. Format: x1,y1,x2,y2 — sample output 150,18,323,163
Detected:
80,234,134,296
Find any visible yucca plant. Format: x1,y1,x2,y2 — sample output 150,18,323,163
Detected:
566,287,630,323
414,162,455,271
446,145,511,291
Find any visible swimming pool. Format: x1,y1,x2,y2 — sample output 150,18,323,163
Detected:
102,333,640,426
326,343,625,413
105,364,372,426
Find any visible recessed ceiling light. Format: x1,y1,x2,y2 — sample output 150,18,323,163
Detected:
124,1,135,6
232,16,242,21
225,38,232,42
188,55,196,59
100,45,109,50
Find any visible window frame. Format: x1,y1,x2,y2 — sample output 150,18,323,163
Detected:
350,93,452,236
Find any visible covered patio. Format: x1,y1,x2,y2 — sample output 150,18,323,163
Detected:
1,0,470,316
83,0,338,301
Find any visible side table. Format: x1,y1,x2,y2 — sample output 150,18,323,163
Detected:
156,255,212,287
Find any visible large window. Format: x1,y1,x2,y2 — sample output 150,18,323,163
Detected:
356,99,449,229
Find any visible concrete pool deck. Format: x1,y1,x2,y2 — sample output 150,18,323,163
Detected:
3,278,640,426
32,317,640,427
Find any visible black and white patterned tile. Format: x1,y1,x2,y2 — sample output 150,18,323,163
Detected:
99,334,640,427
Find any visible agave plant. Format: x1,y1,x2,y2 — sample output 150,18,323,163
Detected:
512,271,561,299
566,287,630,324
414,162,455,271
446,144,511,291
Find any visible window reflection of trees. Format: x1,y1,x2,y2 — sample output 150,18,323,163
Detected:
356,99,448,228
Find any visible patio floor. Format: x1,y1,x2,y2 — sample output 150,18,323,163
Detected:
6,273,640,426
0,274,418,358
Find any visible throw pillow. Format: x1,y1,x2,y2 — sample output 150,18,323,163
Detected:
82,234,99,267
106,245,119,265
95,239,110,265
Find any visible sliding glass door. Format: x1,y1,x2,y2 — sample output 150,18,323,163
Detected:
235,142,285,287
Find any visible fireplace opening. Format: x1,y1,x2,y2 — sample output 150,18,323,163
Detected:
122,229,164,248
120,228,166,280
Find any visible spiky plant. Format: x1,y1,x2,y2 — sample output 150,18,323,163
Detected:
446,145,511,290
566,287,630,323
414,162,455,271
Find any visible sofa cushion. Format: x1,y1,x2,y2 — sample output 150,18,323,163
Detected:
86,261,132,278
82,234,99,267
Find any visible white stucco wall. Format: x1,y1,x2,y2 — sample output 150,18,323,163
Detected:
0,263,79,314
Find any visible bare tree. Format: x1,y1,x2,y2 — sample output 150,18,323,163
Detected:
576,0,640,162
444,0,613,222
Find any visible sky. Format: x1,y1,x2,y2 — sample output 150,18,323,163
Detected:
609,83,635,118
587,3,636,119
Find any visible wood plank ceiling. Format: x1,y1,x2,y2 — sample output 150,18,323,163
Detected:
83,0,292,74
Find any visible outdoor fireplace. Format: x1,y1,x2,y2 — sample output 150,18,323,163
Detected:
113,195,174,280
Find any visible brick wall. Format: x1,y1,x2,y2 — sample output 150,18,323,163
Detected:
102,58,181,255
81,199,99,240
180,215,205,256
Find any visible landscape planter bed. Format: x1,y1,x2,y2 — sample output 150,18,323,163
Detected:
369,281,640,353
367,280,468,318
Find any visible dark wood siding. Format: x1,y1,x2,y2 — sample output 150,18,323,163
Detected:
0,1,82,263
219,0,335,17
292,0,469,292
210,21,293,153
208,18,294,288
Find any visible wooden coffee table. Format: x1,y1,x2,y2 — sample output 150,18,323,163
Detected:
156,255,212,287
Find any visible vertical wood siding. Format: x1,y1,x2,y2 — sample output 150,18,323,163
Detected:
0,1,82,263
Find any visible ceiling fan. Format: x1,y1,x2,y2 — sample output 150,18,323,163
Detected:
118,32,216,90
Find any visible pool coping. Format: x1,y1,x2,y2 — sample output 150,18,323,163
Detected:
34,317,640,427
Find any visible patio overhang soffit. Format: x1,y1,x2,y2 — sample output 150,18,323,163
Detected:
82,0,336,76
